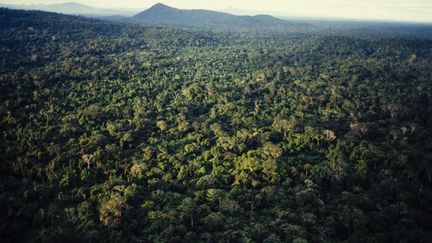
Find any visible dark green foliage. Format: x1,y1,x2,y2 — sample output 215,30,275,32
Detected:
1,8,432,242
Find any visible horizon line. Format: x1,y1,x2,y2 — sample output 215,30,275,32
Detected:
1,1,432,25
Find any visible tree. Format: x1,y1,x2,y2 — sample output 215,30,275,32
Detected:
179,197,198,228
327,142,347,181
99,194,127,229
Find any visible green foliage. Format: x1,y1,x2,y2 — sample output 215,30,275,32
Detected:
1,8,432,243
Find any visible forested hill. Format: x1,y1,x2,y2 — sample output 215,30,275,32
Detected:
131,3,309,30
0,2,136,16
0,8,221,70
127,3,432,39
1,7,432,242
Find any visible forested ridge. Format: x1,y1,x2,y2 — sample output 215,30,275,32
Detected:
130,3,308,31
1,8,432,242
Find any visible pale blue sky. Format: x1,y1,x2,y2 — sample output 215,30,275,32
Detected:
2,0,432,22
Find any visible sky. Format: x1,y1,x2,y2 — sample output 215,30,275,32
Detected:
2,0,432,23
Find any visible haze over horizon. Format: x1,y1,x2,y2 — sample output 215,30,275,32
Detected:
2,0,432,23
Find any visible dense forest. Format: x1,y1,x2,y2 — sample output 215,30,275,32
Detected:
1,7,432,242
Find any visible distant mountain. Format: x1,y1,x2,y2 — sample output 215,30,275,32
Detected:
131,3,309,30
0,2,137,16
